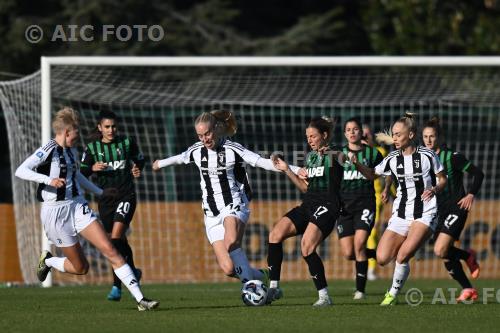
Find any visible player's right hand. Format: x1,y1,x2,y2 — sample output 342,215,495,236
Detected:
152,160,160,171
49,178,66,188
272,157,289,172
92,161,107,172
298,168,308,179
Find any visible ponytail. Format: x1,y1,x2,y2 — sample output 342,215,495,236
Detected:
194,110,237,137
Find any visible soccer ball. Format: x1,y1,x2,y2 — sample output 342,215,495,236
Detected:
241,280,268,306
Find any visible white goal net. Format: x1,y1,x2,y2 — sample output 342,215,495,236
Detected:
1,57,499,285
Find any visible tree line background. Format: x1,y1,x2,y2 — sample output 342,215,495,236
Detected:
1,0,499,76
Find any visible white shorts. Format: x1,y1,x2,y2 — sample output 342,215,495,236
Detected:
204,203,250,244
386,213,437,237
41,198,97,247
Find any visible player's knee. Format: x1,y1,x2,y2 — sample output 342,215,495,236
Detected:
354,249,365,261
341,248,355,261
269,229,285,243
300,241,316,257
376,253,391,266
434,245,448,259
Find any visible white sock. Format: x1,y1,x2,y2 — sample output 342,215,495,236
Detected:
319,287,329,298
389,261,410,297
114,264,143,302
229,248,253,283
45,257,66,273
252,268,264,280
270,280,279,289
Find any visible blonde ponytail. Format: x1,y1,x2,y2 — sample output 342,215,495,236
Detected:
194,110,238,137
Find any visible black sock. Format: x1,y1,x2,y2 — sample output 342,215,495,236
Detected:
267,243,283,282
303,252,327,291
447,246,470,261
444,260,472,289
123,239,136,271
366,248,376,259
111,238,124,289
355,260,368,293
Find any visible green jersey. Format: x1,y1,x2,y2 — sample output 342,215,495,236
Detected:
303,148,343,206
341,144,383,201
437,147,470,207
80,136,145,193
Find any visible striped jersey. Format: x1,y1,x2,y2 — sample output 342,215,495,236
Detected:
436,147,471,207
375,146,443,220
303,148,343,206
80,136,144,193
179,139,256,217
18,139,82,203
341,144,383,201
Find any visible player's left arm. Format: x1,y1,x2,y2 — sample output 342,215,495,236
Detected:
454,153,484,211
129,137,145,178
76,171,103,196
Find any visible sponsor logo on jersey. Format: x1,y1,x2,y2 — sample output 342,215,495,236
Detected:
343,170,366,180
397,163,404,169
307,166,324,178
104,160,126,170
36,151,44,159
201,156,208,162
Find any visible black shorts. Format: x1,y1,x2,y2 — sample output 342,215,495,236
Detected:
336,198,375,238
98,192,137,233
435,203,468,241
284,201,340,239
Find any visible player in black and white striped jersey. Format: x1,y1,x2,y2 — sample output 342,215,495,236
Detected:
15,107,158,311
350,113,447,306
153,110,299,287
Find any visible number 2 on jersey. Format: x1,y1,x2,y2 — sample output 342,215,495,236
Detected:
116,201,130,215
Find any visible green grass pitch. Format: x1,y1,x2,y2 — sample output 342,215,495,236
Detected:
1,279,499,332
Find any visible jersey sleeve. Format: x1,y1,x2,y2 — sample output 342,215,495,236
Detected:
129,137,145,170
451,151,471,172
15,145,53,185
374,155,392,176
227,141,260,167
80,145,95,177
431,150,444,174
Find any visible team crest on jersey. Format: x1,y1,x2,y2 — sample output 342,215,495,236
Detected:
414,160,420,169
116,148,121,156
308,166,324,178
218,152,225,165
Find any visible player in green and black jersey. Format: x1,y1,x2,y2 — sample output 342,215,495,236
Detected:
337,118,383,300
423,116,484,303
266,116,344,306
81,110,145,301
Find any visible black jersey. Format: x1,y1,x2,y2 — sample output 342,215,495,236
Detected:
437,147,471,207
341,144,383,201
303,148,343,207
80,136,145,193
